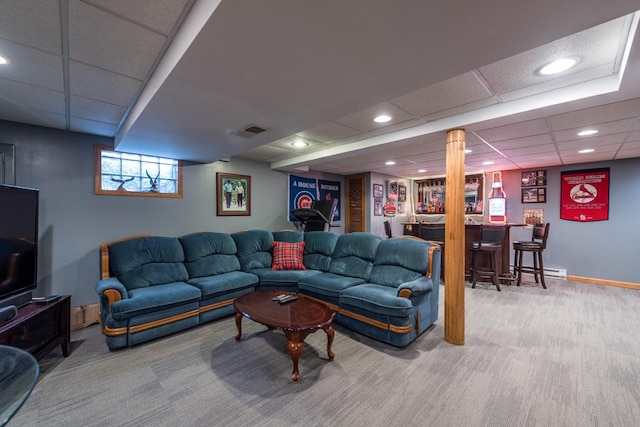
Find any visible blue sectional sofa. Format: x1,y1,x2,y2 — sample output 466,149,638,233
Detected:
96,230,441,349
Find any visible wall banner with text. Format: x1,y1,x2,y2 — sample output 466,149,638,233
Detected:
560,167,609,222
288,175,318,221
318,179,341,221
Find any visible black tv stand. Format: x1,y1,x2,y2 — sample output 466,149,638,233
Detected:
0,295,70,360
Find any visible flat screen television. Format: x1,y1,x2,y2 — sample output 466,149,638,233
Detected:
0,184,39,309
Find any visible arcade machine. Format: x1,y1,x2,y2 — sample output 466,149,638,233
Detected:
290,199,338,232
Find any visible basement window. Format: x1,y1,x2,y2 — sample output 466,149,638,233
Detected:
94,145,182,198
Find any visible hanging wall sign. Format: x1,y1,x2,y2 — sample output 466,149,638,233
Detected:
289,175,318,221
318,179,341,221
560,167,609,222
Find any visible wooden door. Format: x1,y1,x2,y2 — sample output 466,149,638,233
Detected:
345,175,365,233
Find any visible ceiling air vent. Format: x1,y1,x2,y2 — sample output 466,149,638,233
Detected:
234,124,268,138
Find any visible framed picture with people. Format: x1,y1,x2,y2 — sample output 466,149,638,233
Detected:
216,172,251,216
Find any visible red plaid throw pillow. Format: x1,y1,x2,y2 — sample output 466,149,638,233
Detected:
272,241,306,270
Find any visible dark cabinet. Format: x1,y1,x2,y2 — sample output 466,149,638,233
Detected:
0,295,70,360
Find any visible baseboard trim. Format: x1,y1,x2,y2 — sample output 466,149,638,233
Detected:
567,275,640,290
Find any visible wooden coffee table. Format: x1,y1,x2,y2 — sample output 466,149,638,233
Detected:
234,291,335,382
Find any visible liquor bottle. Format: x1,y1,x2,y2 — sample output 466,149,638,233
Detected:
488,171,506,223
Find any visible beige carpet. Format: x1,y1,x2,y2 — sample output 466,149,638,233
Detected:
10,278,640,426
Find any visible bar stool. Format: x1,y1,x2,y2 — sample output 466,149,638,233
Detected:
513,223,550,288
470,225,507,291
420,224,445,280
384,221,392,239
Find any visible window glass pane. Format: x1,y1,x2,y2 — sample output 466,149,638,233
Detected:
121,152,139,161
159,163,176,179
102,150,120,159
121,159,140,176
158,180,176,193
102,157,121,174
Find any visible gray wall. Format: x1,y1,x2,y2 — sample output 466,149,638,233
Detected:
503,158,638,284
1,120,342,305
3,119,637,308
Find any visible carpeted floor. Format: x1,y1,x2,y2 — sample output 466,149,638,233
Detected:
10,278,640,426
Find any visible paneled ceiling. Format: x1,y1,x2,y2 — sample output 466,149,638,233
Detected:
1,0,640,179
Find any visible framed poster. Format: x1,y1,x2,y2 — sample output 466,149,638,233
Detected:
217,173,251,216
374,198,383,216
523,208,544,225
398,185,406,202
521,187,546,203
521,169,547,187
387,181,398,200
373,184,384,198
560,167,609,222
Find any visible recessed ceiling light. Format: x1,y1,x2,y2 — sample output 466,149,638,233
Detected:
577,129,598,136
291,139,308,148
465,149,473,154
0,54,10,65
579,148,595,154
538,57,579,75
385,160,396,165
374,115,392,123
418,169,427,173
482,161,494,166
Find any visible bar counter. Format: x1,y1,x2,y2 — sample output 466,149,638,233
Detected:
403,222,526,280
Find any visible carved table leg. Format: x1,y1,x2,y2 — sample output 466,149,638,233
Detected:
323,324,335,360
234,312,243,342
285,331,304,382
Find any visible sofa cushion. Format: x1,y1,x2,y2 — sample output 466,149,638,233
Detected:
328,232,381,280
339,283,414,317
110,281,201,320
303,231,339,271
109,236,188,290
369,238,428,287
179,232,241,278
250,267,322,286
298,272,366,299
187,271,258,298
272,241,306,270
232,230,274,270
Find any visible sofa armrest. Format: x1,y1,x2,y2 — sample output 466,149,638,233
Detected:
397,277,433,298
96,277,129,311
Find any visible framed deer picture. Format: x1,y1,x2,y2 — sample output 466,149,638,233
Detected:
217,172,251,216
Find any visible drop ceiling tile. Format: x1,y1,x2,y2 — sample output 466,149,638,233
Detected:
334,102,416,133
561,153,615,164
0,80,64,113
0,106,66,130
0,0,61,54
616,146,640,158
548,98,640,131
235,145,289,162
556,133,625,150
558,142,621,155
474,118,549,142
500,143,557,157
87,0,192,35
489,134,553,151
553,118,636,141
70,61,142,106
266,135,323,150
421,97,498,122
69,0,167,79
70,117,117,137
626,130,640,142
508,151,561,163
391,72,493,117
70,95,127,124
297,122,361,143
479,16,625,95
0,40,63,91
